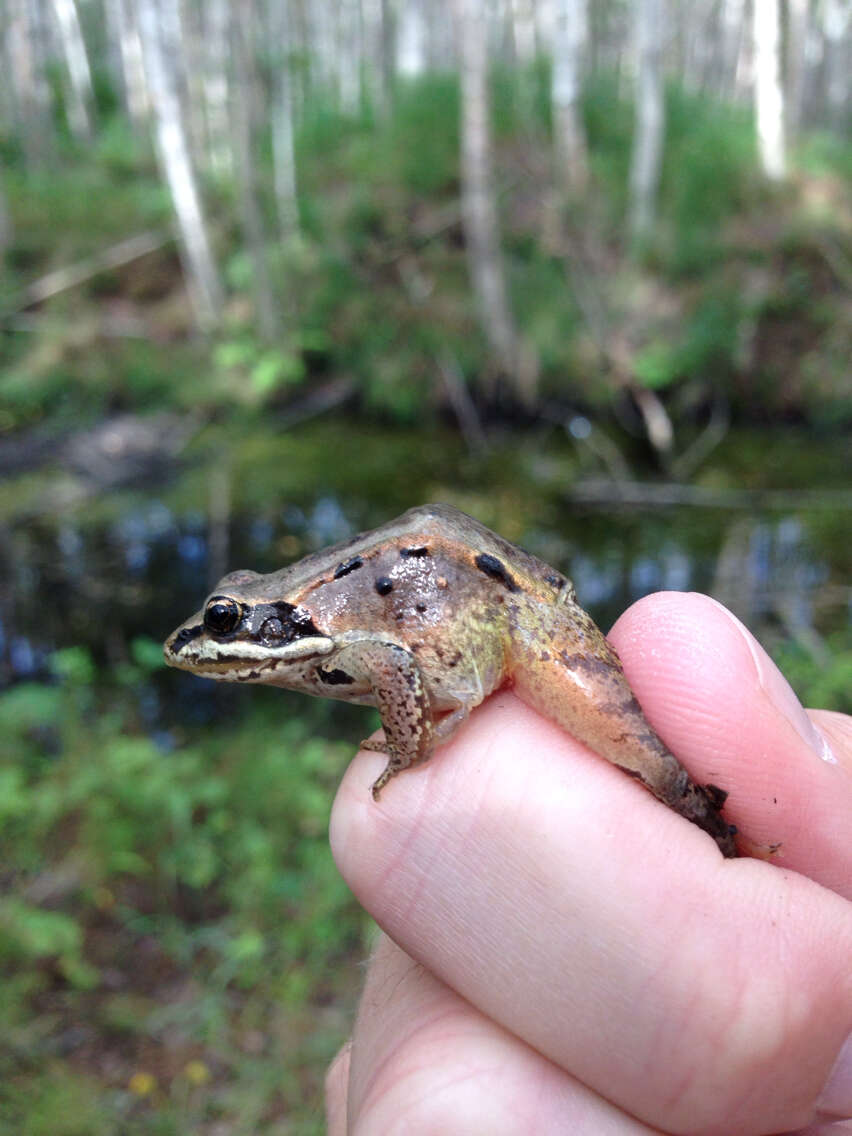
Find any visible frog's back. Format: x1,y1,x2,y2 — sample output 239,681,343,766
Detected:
393,504,575,605
224,503,573,612
407,505,577,607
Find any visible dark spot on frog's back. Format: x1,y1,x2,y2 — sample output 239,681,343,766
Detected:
474,553,520,593
375,576,394,596
334,556,363,580
400,546,430,559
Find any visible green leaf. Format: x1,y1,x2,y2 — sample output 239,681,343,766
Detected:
131,636,167,672
0,899,82,961
251,349,305,393
634,343,680,390
50,647,96,686
214,340,254,369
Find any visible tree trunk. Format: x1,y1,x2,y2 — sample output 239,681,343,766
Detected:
0,167,12,258
509,0,538,62
629,0,665,243
198,0,231,176
379,0,396,107
822,0,852,131
106,0,149,129
49,0,94,140
719,0,749,99
310,0,337,93
785,0,810,135
457,0,532,401
177,0,209,171
269,0,300,238
552,0,589,193
337,0,363,113
230,0,281,340
398,0,427,76
7,0,53,165
753,0,786,179
360,0,393,116
137,0,223,329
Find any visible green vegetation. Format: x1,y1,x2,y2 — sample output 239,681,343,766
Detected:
2,70,851,432
0,646,366,1133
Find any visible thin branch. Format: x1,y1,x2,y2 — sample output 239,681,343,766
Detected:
2,230,173,316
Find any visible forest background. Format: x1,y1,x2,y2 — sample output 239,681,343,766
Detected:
0,0,850,1132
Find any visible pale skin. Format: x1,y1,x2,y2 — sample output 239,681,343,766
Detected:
326,593,852,1136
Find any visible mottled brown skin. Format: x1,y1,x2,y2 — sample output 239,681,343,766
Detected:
164,504,737,857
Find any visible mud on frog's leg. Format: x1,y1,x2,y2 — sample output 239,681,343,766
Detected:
341,641,435,799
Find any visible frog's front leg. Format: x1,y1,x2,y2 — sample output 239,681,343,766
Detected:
335,640,439,799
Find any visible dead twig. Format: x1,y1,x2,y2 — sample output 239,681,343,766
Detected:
2,229,173,317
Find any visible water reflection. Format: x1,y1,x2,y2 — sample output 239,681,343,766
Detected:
1,470,848,694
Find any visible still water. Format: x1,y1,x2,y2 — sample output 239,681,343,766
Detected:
2,417,849,718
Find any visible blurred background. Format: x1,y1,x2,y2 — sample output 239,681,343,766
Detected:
0,0,850,1130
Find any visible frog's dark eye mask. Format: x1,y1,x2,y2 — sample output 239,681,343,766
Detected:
166,597,335,669
203,596,323,645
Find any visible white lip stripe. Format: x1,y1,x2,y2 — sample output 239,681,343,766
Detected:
186,636,335,664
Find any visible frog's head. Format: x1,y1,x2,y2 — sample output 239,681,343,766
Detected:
163,569,335,682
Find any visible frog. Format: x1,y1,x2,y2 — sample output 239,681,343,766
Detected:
163,503,737,857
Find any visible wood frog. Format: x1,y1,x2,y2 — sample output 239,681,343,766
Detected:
164,504,737,857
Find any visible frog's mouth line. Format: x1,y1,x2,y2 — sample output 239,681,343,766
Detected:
165,633,335,674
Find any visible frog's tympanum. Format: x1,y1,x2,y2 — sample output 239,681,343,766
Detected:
164,504,737,857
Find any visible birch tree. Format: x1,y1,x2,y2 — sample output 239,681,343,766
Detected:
786,0,810,135
200,0,232,176
552,0,589,192
6,0,53,165
398,0,428,77
360,0,395,116
719,0,750,98
49,0,94,140
105,0,149,129
269,0,300,238
509,0,538,62
337,0,363,113
822,0,852,130
137,0,223,329
753,0,786,179
629,0,665,243
0,169,11,259
457,0,531,399
231,0,280,339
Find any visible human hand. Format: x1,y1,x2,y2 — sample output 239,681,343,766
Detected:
326,592,852,1135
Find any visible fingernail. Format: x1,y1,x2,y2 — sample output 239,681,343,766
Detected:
818,1032,852,1118
708,599,837,764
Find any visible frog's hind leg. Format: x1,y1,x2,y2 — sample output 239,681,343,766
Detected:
509,604,737,857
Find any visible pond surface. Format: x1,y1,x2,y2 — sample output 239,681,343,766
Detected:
2,416,850,725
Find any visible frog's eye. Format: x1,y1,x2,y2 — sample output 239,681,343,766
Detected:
204,596,241,635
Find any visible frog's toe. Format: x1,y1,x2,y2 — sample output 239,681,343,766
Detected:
359,737,388,753
370,759,403,800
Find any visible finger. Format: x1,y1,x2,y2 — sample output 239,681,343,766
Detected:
325,1039,352,1136
609,592,852,895
345,933,664,1135
330,696,852,1136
